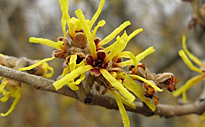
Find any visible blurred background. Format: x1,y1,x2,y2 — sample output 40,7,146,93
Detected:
0,0,204,126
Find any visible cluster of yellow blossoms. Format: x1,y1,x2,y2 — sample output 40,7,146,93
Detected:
0,78,21,117
173,35,205,120
18,0,164,126
173,36,205,101
0,53,53,116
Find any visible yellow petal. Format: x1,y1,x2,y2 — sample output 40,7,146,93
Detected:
59,0,70,37
104,32,129,63
110,90,130,127
178,50,202,73
66,73,85,91
8,86,17,98
67,81,79,91
0,76,2,80
125,76,156,111
18,57,55,71
75,73,85,85
113,90,136,109
61,17,67,37
117,46,155,67
129,75,163,92
75,9,97,59
100,69,135,103
173,74,205,97
182,35,202,66
117,51,138,67
68,17,81,38
42,63,54,78
62,66,70,77
76,59,86,68
123,79,141,99
117,60,133,68
98,21,131,48
136,46,155,61
29,37,65,51
0,89,10,102
200,112,205,120
69,55,77,71
104,44,114,53
90,0,105,29
53,65,93,90
0,80,9,94
1,86,21,117
182,91,187,102
127,28,143,42
93,20,106,37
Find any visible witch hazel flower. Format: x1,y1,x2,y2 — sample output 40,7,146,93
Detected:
173,35,205,102
52,0,165,127
16,0,170,126
0,78,21,117
0,53,54,117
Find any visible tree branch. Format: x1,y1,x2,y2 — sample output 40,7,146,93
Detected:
0,65,204,118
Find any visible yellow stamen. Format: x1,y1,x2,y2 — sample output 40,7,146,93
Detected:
53,65,93,90
173,74,205,97
98,21,131,48
1,86,21,117
129,75,163,92
182,35,203,66
110,90,130,127
18,57,55,71
100,69,135,103
75,9,97,59
90,0,105,29
178,50,202,73
29,37,65,51
59,0,71,37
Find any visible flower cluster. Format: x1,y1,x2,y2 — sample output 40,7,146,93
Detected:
173,36,205,101
0,54,54,116
17,0,178,126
